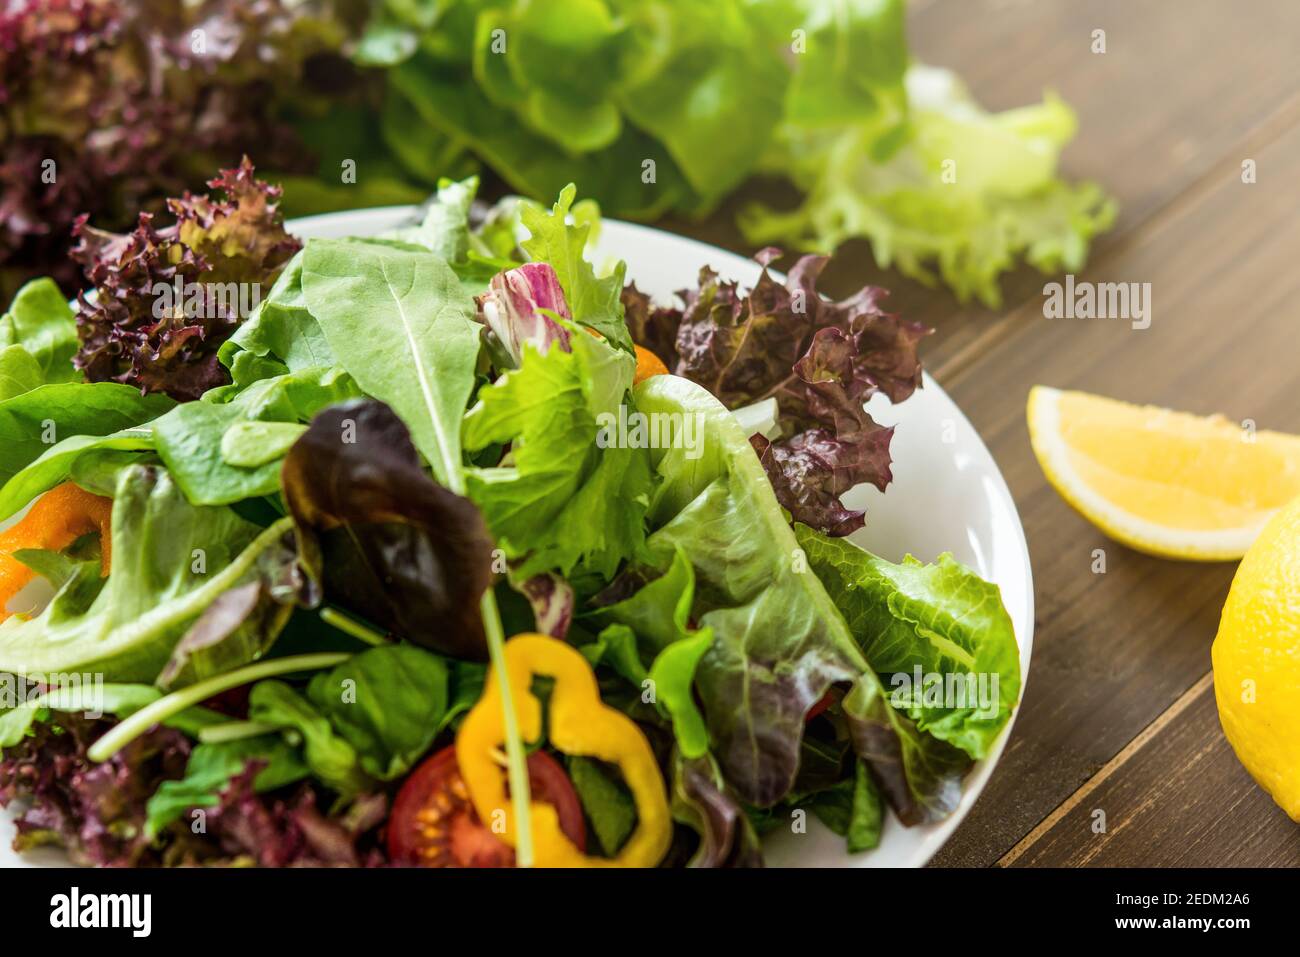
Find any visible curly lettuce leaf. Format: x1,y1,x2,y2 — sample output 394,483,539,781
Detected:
520,184,633,353
71,159,301,400
795,523,1020,760
627,251,927,536
462,329,652,581
746,64,1117,307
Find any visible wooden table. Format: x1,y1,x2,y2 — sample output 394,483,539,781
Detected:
663,0,1300,867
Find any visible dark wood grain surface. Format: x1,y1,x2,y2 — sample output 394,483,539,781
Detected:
662,0,1300,867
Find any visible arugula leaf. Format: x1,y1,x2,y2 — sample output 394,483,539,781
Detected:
0,278,78,383
520,184,633,353
463,331,651,580
306,644,450,781
794,524,1020,760
384,176,477,264
301,239,480,489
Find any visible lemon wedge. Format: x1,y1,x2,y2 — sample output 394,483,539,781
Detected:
1027,386,1300,560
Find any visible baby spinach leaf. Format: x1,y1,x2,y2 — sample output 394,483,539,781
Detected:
300,238,480,489
306,644,450,781
0,382,172,488
567,755,636,857
248,680,371,795
153,366,359,505
282,400,494,661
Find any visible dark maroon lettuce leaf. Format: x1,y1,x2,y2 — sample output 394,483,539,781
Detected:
670,752,764,868
183,764,387,867
71,158,301,400
0,713,191,866
0,712,389,866
0,0,346,296
845,693,970,826
628,252,929,536
281,398,494,660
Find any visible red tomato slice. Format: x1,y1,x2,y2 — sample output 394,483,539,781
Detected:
387,745,586,866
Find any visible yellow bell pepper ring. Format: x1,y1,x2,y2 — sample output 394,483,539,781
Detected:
456,633,672,868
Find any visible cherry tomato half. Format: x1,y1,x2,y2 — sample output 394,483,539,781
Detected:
387,745,586,866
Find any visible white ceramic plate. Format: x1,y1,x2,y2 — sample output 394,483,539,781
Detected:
1,208,1033,868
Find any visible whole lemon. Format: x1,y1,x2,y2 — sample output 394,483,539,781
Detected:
1212,495,1300,820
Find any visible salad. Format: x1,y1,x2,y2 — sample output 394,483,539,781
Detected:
0,161,1020,867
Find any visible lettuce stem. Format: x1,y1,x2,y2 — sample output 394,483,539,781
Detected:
319,607,391,646
478,587,533,867
86,652,349,762
198,719,284,745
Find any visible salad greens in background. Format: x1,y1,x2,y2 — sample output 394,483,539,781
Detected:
2,0,1113,309
0,158,1020,867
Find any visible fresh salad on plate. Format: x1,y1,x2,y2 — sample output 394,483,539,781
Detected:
0,162,1019,867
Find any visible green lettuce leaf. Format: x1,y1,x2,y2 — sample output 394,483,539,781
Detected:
463,330,652,580
0,278,79,384
746,64,1117,307
152,366,360,506
519,184,633,353
0,465,295,683
0,382,173,491
144,735,310,839
794,524,1020,760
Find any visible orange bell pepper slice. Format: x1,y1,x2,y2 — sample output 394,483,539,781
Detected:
0,482,113,619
